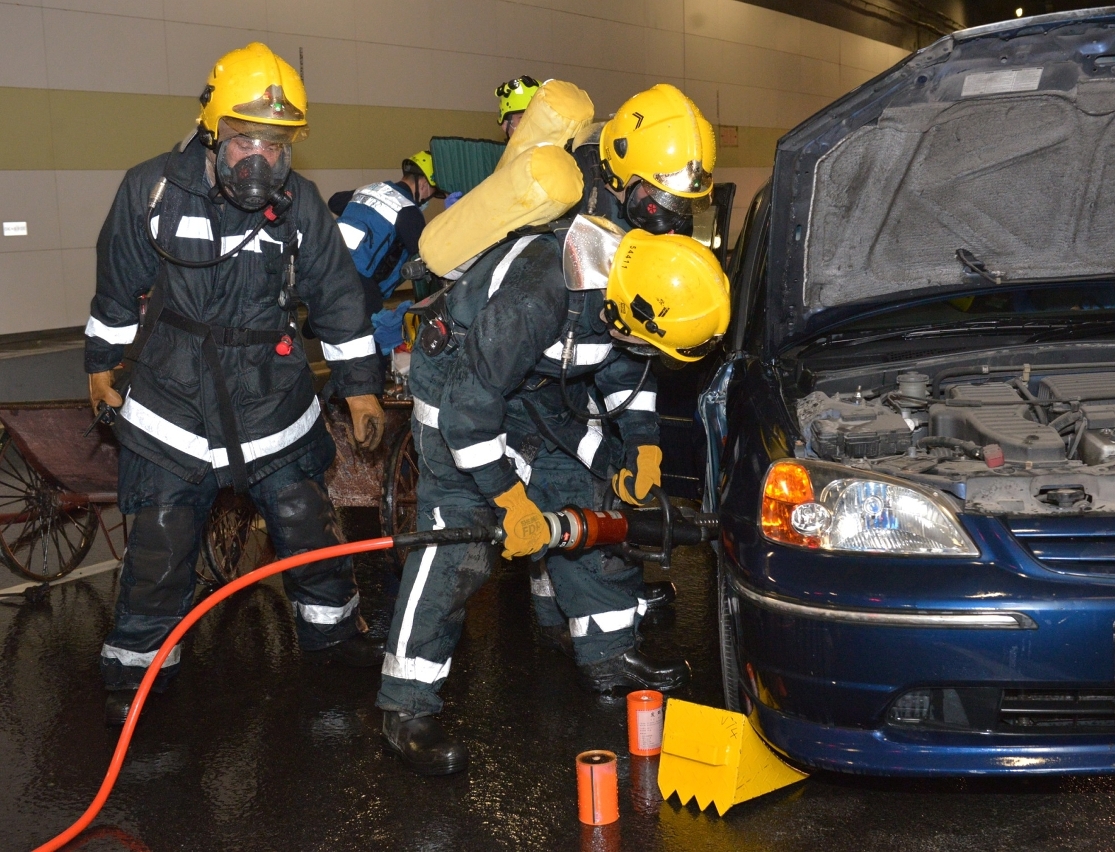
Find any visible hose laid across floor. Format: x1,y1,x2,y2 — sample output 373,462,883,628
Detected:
31,525,497,852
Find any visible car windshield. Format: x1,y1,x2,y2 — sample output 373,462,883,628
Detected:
792,282,1115,361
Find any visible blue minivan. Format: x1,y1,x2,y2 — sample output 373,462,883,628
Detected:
703,7,1115,775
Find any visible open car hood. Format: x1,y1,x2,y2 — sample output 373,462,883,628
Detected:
769,7,1115,352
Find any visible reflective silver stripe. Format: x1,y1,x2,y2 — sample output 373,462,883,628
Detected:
730,578,1038,629
219,227,297,256
413,398,439,428
337,220,364,250
395,507,445,660
321,335,377,361
175,215,214,241
505,445,532,485
604,390,656,412
351,183,413,225
382,652,453,684
85,316,138,345
450,434,507,470
530,573,555,598
637,598,648,616
488,235,540,298
293,593,360,626
122,394,320,467
150,214,160,239
576,419,603,468
120,395,212,461
101,643,182,669
569,605,639,637
542,341,612,365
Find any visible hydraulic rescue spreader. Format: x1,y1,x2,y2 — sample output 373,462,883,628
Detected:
32,496,717,852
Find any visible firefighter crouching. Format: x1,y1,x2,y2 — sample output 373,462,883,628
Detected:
376,214,731,775
85,43,387,726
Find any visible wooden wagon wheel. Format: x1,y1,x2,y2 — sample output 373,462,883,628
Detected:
381,425,419,571
199,489,273,588
0,431,98,582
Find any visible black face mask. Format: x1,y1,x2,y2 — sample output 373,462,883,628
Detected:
215,143,291,212
623,186,693,235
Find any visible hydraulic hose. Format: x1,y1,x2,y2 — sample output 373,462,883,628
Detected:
31,525,498,852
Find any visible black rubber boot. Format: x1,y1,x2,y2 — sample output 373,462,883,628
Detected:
644,581,677,610
381,711,469,776
105,689,140,727
577,648,691,697
306,630,386,667
537,623,574,658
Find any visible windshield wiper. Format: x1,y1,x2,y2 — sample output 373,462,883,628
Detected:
1026,318,1115,343
795,319,1068,357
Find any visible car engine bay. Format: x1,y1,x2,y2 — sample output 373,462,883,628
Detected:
797,365,1115,514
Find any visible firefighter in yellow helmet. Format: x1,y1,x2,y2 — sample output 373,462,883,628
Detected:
495,74,541,139
85,42,386,726
377,215,728,775
574,83,716,237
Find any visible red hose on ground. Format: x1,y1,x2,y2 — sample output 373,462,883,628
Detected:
32,535,398,852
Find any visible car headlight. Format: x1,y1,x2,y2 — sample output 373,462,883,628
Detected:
760,459,978,555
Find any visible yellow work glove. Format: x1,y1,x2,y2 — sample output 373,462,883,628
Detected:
347,394,386,451
493,481,551,559
88,370,123,414
612,445,663,506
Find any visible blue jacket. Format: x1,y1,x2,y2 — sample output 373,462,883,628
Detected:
335,181,426,299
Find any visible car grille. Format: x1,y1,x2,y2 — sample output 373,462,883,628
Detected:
999,689,1115,732
1006,517,1115,576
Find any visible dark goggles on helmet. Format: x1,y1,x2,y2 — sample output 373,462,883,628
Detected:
496,75,540,99
675,334,724,360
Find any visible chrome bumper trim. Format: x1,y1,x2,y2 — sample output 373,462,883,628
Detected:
730,577,1037,630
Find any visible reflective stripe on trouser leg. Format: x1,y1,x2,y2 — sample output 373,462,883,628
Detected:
377,420,499,717
529,561,566,628
254,476,363,651
526,444,643,664
101,503,208,690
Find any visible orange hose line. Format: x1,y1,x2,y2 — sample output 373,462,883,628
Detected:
32,535,397,852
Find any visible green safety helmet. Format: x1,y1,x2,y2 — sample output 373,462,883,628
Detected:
495,75,540,124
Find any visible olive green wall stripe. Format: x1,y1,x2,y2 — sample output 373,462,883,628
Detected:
0,86,785,172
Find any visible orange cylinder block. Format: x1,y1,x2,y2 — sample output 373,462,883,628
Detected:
576,750,619,825
627,689,665,756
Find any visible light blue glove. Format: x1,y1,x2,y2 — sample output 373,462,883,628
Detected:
444,191,463,208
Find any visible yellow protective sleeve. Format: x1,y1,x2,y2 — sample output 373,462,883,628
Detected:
495,79,595,171
419,143,585,277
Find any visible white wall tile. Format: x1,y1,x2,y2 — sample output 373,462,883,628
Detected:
56,170,123,250
60,247,94,326
646,0,682,32
0,171,60,253
429,0,498,55
799,18,841,64
263,33,359,106
553,11,642,74
266,0,355,41
353,0,433,49
163,0,268,30
0,4,48,89
644,26,683,80
684,32,721,82
0,250,67,334
43,0,162,18
165,22,265,98
43,9,168,94
683,0,718,38
491,0,553,65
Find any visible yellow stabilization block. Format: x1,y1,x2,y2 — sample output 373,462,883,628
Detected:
495,79,595,171
419,143,584,277
657,698,808,816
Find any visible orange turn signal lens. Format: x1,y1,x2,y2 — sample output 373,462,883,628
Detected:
761,461,819,548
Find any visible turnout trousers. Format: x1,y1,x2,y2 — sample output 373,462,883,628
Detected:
100,438,364,690
376,418,646,717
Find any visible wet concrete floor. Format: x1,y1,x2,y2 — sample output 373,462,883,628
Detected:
4,508,1115,852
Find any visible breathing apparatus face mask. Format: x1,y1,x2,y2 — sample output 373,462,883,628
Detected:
623,180,698,236
215,135,292,212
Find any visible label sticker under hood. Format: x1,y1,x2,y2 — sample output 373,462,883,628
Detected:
961,68,1043,97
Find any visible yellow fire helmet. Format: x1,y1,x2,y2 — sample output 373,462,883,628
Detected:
599,84,716,213
402,150,438,187
495,75,541,124
198,42,309,148
604,229,730,363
